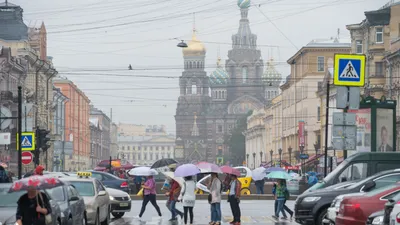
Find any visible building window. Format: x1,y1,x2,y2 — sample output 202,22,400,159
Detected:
317,106,321,121
138,146,141,150
242,66,248,83
217,125,223,133
376,27,383,43
121,146,125,150
375,62,384,77
127,146,130,150
356,40,363,54
192,84,197,94
317,56,325,72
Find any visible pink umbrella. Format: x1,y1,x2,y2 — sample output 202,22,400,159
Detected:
196,161,222,173
220,166,241,176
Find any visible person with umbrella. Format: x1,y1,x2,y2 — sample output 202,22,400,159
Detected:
166,176,183,221
272,179,291,221
272,179,293,220
178,176,196,225
228,174,241,225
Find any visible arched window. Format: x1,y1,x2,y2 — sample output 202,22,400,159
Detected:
189,62,192,69
242,66,248,83
197,62,200,68
192,84,197,94
222,91,225,99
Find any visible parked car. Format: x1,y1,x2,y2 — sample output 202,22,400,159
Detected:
46,183,86,225
388,193,400,225
336,184,400,225
323,192,365,225
295,169,400,225
106,188,131,219
61,174,110,225
383,191,400,225
307,152,400,192
366,210,385,225
88,171,130,193
0,183,62,225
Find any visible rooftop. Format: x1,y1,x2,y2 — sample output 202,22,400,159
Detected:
306,37,351,48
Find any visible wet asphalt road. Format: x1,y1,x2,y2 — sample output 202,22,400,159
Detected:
110,200,299,225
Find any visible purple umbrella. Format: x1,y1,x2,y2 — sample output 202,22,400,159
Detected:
174,164,201,177
266,167,285,173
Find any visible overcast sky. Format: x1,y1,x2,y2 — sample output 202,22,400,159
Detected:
10,0,386,134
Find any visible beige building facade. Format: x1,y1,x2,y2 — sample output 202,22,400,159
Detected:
244,108,266,169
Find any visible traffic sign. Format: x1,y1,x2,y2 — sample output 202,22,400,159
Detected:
21,151,33,165
0,106,12,130
333,54,366,87
17,132,36,151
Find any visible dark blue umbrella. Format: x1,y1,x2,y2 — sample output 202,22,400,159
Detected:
266,167,285,172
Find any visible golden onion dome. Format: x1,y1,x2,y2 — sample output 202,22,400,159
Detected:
182,29,206,57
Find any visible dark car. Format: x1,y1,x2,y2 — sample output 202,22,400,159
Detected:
295,169,400,225
366,210,385,225
383,191,400,225
0,183,63,225
88,171,130,193
46,183,86,225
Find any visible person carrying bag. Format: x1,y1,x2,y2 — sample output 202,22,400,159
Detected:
16,188,52,225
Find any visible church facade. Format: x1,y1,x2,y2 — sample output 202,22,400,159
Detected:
174,0,281,164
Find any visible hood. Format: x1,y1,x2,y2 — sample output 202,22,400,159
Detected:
106,188,128,198
0,207,16,223
82,196,95,205
301,186,352,198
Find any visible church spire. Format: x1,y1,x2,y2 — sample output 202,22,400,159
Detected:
232,0,257,49
191,112,199,136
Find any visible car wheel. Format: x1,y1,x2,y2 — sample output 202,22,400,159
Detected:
240,188,251,195
317,208,328,225
112,212,125,219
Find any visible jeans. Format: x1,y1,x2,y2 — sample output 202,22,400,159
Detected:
229,195,241,222
139,194,162,217
255,181,264,194
210,203,221,222
274,199,293,217
275,199,287,218
169,200,183,219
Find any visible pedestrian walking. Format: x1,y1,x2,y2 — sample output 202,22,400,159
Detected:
179,176,196,225
272,180,293,220
208,173,222,225
167,179,183,221
272,179,290,220
137,175,162,220
15,187,52,225
134,176,143,194
34,165,45,176
228,175,241,225
255,179,265,194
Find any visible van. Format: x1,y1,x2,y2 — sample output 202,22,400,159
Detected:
306,152,400,192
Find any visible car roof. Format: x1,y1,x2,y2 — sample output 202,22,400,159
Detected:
60,177,96,183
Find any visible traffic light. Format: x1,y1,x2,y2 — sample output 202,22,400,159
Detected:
38,129,51,152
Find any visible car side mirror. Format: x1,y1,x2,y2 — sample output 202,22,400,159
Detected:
363,181,376,192
69,196,79,202
98,190,107,196
340,177,347,182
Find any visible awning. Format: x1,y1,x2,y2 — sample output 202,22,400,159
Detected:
295,154,323,167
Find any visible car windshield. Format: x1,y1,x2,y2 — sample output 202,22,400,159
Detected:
69,181,95,196
46,186,65,201
323,160,348,183
365,184,399,197
0,184,25,207
306,181,325,191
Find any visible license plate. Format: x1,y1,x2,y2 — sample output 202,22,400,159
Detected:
120,203,129,207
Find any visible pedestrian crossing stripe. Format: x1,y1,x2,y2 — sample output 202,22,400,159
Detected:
333,54,366,87
21,136,32,147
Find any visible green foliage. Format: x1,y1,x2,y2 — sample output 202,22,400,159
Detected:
224,110,253,165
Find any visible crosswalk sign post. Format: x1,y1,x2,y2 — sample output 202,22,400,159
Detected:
16,132,36,151
333,54,366,87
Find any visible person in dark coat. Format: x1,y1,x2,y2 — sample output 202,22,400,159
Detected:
16,187,52,225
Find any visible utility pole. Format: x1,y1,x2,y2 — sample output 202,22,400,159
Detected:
324,81,330,177
17,86,22,179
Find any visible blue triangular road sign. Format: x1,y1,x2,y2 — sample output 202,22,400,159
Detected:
338,59,361,82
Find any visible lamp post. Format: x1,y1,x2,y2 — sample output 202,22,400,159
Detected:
175,38,188,48
246,153,249,167
288,146,293,166
259,151,263,164
270,149,273,166
252,152,256,169
278,148,282,167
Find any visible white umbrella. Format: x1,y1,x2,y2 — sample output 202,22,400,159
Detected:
252,167,267,181
162,171,184,187
128,166,158,176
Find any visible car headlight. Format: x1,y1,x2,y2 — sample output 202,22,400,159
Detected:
109,196,114,200
303,197,321,202
127,195,131,201
371,215,383,225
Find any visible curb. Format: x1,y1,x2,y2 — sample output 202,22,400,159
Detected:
129,194,298,200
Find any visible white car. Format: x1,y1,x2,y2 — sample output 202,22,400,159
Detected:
389,201,400,225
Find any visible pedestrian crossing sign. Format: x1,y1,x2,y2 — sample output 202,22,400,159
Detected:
17,132,35,151
333,54,366,87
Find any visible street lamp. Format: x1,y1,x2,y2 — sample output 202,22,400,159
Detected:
288,146,293,166
270,149,273,165
175,38,188,48
252,152,256,169
246,153,249,166
259,151,263,164
278,148,282,167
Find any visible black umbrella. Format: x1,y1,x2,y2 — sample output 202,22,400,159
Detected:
151,158,178,169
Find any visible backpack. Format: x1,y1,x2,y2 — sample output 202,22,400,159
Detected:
0,170,9,183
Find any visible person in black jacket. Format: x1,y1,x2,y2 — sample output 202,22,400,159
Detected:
16,187,52,225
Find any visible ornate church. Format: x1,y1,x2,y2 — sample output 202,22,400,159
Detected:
174,0,281,163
